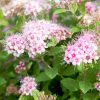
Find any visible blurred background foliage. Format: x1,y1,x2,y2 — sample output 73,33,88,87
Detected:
0,0,100,100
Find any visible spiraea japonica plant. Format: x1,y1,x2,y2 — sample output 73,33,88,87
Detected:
0,0,100,100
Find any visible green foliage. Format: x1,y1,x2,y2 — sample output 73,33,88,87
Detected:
61,78,79,91
79,81,93,94
0,0,100,99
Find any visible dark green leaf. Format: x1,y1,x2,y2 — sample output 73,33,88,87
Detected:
36,72,50,82
0,77,6,86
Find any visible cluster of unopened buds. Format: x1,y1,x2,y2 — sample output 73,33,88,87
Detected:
5,20,71,59
6,84,18,96
19,76,37,95
38,91,56,100
95,72,100,92
64,32,99,66
15,61,26,74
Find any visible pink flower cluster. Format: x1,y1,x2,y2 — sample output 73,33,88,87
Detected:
22,20,71,58
5,34,25,57
15,61,26,74
23,32,47,59
5,20,71,58
85,2,96,14
24,0,42,16
64,32,99,66
19,76,37,95
1,0,50,17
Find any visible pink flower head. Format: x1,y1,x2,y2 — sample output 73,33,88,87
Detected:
22,20,71,58
23,20,48,59
85,2,96,14
64,32,99,66
5,34,25,57
15,61,26,74
24,31,47,59
19,76,37,95
95,83,100,92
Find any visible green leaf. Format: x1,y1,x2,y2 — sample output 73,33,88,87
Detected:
0,10,8,26
32,90,40,100
54,9,66,14
63,66,78,76
48,46,66,56
70,27,81,33
78,1,86,14
61,78,79,91
0,51,9,61
36,72,50,82
47,37,58,47
69,3,78,14
45,67,58,79
79,81,93,94
77,63,84,72
0,77,6,86
69,97,78,100
83,92,98,100
19,95,33,100
33,63,40,77
26,62,33,70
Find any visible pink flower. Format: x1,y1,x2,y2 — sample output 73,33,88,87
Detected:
64,32,99,66
5,34,25,57
85,2,95,14
95,83,100,92
22,20,71,58
23,21,47,59
15,61,26,74
19,76,37,95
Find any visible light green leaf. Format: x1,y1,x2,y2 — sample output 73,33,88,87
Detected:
77,63,84,72
79,81,93,94
70,27,81,33
32,90,40,100
45,67,58,79
54,9,66,14
47,38,58,47
69,3,78,14
19,95,33,100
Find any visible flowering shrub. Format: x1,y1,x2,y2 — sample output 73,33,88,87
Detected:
0,0,100,100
